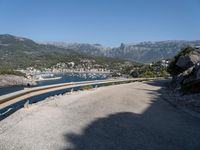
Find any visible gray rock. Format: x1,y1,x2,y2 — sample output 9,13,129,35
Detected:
174,66,194,86
174,74,185,88
176,56,191,69
182,66,194,76
176,51,200,69
130,70,139,77
0,75,36,87
197,68,200,79
183,76,195,84
173,50,200,93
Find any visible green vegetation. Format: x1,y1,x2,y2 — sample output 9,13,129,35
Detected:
0,67,25,76
138,63,169,78
80,85,94,90
167,47,195,76
0,34,138,71
123,62,169,78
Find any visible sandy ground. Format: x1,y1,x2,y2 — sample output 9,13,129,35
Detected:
0,81,200,150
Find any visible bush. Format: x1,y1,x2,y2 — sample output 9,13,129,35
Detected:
0,68,25,76
80,85,93,90
136,62,169,78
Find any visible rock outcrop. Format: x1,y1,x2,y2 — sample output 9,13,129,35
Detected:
167,48,200,112
172,50,200,93
0,75,36,87
176,51,200,69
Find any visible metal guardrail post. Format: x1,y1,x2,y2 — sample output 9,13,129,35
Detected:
71,88,74,93
24,100,30,109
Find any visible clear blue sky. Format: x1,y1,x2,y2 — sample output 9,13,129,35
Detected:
0,0,200,46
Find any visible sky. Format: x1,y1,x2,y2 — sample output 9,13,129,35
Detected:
0,0,200,47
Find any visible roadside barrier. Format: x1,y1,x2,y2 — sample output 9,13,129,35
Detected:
0,78,156,118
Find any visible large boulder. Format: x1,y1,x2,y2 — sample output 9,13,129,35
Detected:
130,70,139,78
182,65,199,84
176,51,200,69
173,65,198,88
182,66,194,76
197,67,200,79
174,66,194,85
169,48,200,93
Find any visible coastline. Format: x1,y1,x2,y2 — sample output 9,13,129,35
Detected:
0,75,36,88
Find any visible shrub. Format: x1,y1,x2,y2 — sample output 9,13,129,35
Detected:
0,68,25,76
80,85,93,90
136,62,169,78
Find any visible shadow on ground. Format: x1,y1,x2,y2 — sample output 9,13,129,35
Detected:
63,80,200,150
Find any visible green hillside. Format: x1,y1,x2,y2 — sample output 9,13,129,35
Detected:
0,34,138,72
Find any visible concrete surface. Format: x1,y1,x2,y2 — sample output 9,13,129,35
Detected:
0,81,200,150
0,78,146,109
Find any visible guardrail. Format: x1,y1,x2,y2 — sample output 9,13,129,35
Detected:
0,78,155,117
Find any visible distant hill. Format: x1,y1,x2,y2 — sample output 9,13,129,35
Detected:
42,42,111,56
0,34,136,70
47,40,200,63
1,34,200,71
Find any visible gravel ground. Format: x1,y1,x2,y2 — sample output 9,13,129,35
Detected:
163,89,200,113
0,81,200,150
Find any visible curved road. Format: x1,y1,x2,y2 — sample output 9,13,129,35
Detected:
0,80,200,150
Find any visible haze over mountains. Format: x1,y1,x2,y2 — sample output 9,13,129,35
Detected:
45,40,200,63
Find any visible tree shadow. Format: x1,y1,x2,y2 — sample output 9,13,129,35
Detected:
63,80,200,150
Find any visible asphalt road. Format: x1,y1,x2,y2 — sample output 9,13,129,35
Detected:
0,80,200,150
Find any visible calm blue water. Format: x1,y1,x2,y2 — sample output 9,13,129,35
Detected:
0,73,109,118
0,73,108,96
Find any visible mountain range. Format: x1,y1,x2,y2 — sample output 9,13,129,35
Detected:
0,34,134,70
1,34,200,70
46,40,200,63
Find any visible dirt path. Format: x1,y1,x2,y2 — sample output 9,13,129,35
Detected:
0,81,200,150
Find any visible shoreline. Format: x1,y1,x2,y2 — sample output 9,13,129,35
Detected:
0,75,36,88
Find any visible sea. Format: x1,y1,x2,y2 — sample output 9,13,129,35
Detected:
0,73,108,96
